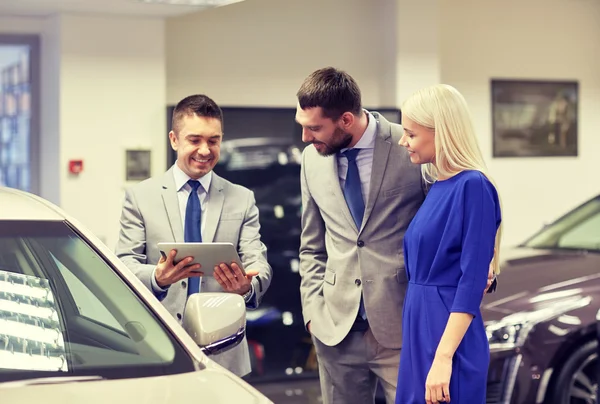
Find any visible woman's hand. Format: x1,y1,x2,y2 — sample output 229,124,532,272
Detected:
425,354,453,403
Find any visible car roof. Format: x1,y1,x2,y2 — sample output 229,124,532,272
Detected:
0,187,66,221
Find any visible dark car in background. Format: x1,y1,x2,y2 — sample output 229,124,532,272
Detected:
213,138,317,382
484,193,600,404
215,136,600,404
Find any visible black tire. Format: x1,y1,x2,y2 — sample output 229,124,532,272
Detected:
547,340,598,404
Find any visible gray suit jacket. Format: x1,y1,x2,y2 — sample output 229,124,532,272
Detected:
115,167,272,376
299,112,426,349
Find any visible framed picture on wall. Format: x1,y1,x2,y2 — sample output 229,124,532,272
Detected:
491,79,578,157
125,149,151,181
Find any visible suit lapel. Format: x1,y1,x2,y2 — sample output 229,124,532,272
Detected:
362,114,392,230
161,168,184,242
203,173,224,243
324,153,359,233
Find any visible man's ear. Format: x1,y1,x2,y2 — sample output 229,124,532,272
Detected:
168,130,178,150
340,112,355,129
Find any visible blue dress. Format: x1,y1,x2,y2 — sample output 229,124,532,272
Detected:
395,170,501,404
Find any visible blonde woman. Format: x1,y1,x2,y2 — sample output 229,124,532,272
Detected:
395,84,502,404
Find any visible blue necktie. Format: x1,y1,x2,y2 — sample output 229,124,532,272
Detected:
342,149,367,320
343,149,365,229
185,180,202,295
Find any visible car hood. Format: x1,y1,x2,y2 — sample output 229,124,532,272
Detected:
481,247,600,322
0,370,272,404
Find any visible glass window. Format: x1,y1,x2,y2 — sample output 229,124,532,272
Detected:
557,211,600,250
523,196,600,252
53,255,125,333
0,220,194,383
0,44,31,191
0,35,39,194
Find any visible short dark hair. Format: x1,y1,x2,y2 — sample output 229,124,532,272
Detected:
296,67,362,120
171,94,223,133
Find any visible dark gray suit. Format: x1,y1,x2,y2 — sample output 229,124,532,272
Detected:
299,112,426,403
115,167,272,376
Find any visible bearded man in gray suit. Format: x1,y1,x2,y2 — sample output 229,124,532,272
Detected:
295,67,425,404
115,94,272,377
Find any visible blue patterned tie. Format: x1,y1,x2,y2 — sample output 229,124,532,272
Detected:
342,149,367,320
185,180,202,295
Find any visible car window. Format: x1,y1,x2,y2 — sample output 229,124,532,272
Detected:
52,254,125,333
557,210,600,250
0,220,195,383
524,196,600,251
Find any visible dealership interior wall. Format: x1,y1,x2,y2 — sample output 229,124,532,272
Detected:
0,0,598,251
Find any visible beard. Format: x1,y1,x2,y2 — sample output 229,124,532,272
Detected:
312,127,353,156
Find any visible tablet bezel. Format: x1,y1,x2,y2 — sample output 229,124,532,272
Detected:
156,242,244,276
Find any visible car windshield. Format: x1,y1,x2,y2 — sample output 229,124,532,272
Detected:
522,195,600,252
0,220,194,383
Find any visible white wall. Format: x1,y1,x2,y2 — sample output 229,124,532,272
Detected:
440,0,600,245
166,0,394,107
395,0,441,105
2,14,167,248
0,16,44,34
40,16,62,205
58,14,166,247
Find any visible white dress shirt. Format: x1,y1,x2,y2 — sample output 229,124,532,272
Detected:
337,110,377,204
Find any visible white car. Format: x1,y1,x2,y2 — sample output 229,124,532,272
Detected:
0,187,273,404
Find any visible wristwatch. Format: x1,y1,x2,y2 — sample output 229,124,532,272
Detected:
242,285,254,302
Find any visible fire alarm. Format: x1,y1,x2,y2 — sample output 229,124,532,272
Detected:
69,160,83,174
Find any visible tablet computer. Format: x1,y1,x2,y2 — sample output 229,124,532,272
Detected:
157,242,244,276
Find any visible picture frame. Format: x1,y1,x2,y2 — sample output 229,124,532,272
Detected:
491,79,578,157
125,149,151,181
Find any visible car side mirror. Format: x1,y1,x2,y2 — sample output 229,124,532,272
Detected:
182,293,246,356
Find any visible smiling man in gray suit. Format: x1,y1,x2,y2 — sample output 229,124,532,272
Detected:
115,94,272,377
295,68,426,404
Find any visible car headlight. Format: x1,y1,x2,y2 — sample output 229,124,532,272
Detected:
485,295,591,351
486,321,529,349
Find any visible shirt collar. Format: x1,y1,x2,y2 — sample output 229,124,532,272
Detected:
172,162,212,193
341,110,377,153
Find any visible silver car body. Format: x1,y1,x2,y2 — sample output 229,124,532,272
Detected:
0,187,273,404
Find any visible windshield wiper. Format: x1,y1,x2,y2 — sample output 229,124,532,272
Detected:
0,375,104,388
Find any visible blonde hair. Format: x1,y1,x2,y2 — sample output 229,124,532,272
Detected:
402,84,503,275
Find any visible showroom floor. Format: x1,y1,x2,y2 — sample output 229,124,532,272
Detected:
253,378,388,404
254,379,323,404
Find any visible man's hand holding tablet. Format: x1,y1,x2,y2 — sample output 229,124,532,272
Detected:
213,262,259,295
156,242,258,296
155,248,203,288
